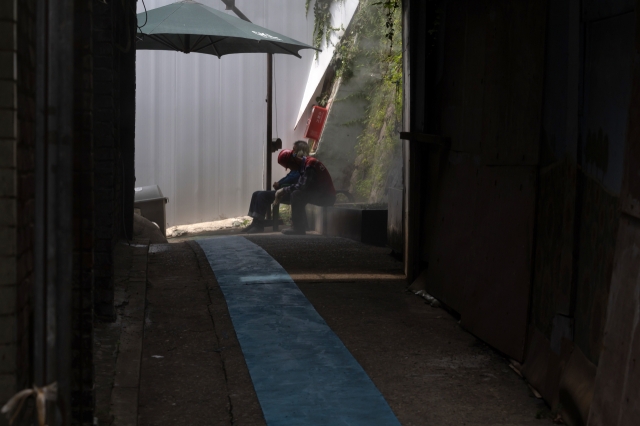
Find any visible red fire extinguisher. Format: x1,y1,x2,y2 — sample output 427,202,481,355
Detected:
304,105,328,141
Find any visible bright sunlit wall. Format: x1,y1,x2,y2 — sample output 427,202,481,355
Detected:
135,0,315,227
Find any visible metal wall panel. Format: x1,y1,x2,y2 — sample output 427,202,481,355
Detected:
423,152,480,313
135,0,315,227
481,0,546,166
587,215,640,426
540,0,581,164
581,12,635,195
620,54,640,219
439,0,487,154
571,10,635,365
423,156,537,360
421,0,546,361
582,0,635,22
530,160,577,337
458,165,537,361
574,176,620,364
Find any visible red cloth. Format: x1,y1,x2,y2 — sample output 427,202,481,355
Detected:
283,156,336,196
304,157,336,196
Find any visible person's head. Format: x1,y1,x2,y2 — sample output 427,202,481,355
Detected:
292,140,310,158
277,149,300,170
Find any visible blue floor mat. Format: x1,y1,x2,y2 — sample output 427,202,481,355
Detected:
197,236,401,426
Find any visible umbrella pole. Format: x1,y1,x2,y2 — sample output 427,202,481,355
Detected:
266,53,273,194
265,53,273,221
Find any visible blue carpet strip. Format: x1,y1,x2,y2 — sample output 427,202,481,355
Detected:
197,236,401,426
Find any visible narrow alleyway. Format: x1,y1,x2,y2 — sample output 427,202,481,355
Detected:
97,233,553,425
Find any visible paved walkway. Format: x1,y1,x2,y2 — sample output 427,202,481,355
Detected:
197,236,400,425
97,233,553,425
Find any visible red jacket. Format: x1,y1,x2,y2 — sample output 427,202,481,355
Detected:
283,157,336,196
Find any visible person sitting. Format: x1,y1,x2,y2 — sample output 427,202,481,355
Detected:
272,140,309,190
274,147,336,235
243,141,309,233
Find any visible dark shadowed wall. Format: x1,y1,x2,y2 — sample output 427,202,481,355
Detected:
403,0,640,423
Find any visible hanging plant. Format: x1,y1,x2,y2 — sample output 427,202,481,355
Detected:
373,0,400,50
306,0,344,56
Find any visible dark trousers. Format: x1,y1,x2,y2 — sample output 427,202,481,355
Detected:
248,190,294,220
248,190,275,220
290,190,336,231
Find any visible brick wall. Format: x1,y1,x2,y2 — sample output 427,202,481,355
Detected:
0,0,36,422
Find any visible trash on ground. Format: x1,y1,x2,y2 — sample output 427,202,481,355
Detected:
166,216,252,238
414,290,441,307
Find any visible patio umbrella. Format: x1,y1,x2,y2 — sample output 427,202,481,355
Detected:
136,1,318,192
136,0,316,57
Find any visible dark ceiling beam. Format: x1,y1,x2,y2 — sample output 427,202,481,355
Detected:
219,0,252,22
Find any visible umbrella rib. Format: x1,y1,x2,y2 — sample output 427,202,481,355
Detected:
148,34,182,52
160,34,185,51
264,40,301,58
150,34,182,52
191,35,207,51
194,36,226,56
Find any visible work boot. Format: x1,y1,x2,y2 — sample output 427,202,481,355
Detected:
281,227,305,235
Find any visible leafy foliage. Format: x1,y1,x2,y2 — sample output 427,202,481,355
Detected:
343,0,403,201
308,0,404,202
306,0,344,56
373,0,400,49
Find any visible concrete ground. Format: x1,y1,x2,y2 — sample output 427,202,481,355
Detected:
96,232,555,425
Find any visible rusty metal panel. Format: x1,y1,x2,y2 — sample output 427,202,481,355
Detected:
481,0,547,166
530,160,576,338
574,175,620,365
587,215,640,426
458,165,537,361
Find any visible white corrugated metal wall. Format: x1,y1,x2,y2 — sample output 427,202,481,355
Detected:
135,0,315,227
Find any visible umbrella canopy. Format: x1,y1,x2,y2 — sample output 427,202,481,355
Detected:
136,0,318,57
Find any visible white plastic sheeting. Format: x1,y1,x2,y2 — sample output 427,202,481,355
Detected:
135,0,315,227
294,0,359,129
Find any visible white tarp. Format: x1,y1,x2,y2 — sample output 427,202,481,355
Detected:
135,0,315,227
294,0,359,129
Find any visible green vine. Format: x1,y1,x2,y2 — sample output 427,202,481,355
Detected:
346,0,403,202
306,0,344,56
373,0,400,50
304,0,405,201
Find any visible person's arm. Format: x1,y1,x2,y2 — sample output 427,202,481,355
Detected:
274,170,299,189
279,171,300,186
284,167,317,193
